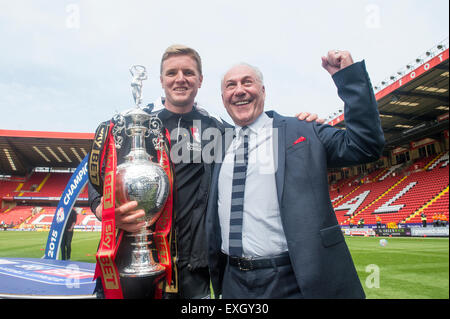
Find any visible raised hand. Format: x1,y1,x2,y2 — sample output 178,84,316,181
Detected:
321,50,354,76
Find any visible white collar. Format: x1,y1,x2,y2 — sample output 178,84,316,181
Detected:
235,112,271,136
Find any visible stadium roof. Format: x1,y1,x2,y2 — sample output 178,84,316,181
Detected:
0,130,93,176
1,41,449,177
328,42,449,154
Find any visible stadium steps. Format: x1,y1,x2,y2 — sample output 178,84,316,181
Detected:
332,185,362,207
0,207,12,215
14,173,51,197
378,164,403,181
402,185,449,223
17,212,35,229
15,183,24,192
372,168,389,182
409,192,449,223
0,206,34,228
34,173,51,192
341,176,408,225
26,207,56,227
393,169,448,223
0,179,23,203
37,173,71,197
15,172,46,193
426,152,449,171
423,152,445,171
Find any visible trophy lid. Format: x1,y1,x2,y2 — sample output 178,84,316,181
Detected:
121,107,151,126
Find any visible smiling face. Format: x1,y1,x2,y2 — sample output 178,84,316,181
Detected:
221,64,265,127
160,55,203,114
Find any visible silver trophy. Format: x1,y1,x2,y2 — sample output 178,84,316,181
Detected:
113,65,170,278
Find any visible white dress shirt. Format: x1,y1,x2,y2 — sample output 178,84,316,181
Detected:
218,112,288,258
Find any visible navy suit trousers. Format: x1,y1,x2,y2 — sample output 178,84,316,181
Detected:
222,260,302,299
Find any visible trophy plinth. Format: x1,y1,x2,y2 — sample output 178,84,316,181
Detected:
120,231,165,278
113,65,169,279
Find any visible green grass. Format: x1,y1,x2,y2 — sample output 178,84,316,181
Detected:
0,231,100,263
0,232,448,299
346,236,449,299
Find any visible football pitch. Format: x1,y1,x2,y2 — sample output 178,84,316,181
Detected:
0,231,448,299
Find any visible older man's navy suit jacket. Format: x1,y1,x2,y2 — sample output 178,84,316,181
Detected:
206,61,385,298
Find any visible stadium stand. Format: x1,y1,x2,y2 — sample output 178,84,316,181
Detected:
330,153,449,228
0,170,93,230
0,206,34,228
37,173,70,197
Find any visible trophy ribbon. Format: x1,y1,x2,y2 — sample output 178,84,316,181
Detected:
95,122,124,299
88,121,110,195
154,129,174,287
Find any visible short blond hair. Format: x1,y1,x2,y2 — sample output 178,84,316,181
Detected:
160,44,202,76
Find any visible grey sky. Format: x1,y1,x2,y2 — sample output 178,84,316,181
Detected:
0,1,448,133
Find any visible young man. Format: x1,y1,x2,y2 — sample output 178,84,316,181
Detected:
89,45,220,298
88,45,321,298
206,50,385,298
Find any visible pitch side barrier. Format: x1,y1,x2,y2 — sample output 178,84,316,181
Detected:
343,226,449,237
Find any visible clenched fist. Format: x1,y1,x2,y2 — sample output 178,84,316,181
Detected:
321,50,354,76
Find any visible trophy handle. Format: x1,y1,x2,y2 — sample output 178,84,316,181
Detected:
112,114,126,149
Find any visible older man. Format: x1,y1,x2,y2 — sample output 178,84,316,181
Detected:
206,50,385,298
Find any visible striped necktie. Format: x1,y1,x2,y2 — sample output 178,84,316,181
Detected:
229,126,249,257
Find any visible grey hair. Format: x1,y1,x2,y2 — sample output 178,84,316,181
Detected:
221,62,264,89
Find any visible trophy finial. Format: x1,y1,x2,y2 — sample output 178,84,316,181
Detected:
130,65,148,107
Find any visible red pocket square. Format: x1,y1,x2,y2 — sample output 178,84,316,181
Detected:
293,136,306,145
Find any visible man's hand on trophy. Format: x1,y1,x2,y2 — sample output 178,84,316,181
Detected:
321,50,354,76
95,197,146,233
115,201,146,233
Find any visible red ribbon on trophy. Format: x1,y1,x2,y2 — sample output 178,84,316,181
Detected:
95,122,124,299
93,124,174,299
154,128,174,289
